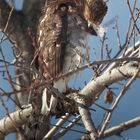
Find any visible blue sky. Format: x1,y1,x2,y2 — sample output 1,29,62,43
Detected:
1,0,140,140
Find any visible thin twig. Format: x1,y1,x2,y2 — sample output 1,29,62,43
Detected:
127,0,140,34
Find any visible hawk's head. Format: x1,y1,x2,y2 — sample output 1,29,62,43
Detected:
83,0,107,25
45,0,107,36
78,0,108,36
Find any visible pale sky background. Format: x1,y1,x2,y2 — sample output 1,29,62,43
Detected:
0,0,140,140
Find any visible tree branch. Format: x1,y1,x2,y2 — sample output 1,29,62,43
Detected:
75,62,139,140
0,104,33,139
0,0,11,30
78,103,97,140
104,116,140,138
0,54,139,139
76,40,140,140
99,67,140,137
105,40,140,72
80,116,140,140
53,115,81,139
43,113,70,139
0,1,24,42
78,62,139,104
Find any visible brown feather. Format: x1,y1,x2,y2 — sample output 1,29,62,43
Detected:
37,0,107,82
38,4,68,78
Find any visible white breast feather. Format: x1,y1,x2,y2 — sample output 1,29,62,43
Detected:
54,13,89,93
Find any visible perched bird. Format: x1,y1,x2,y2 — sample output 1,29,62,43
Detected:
37,0,107,115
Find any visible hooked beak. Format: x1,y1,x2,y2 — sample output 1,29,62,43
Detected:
88,21,92,28
88,21,107,37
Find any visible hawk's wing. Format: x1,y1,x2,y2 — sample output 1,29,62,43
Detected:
38,4,68,78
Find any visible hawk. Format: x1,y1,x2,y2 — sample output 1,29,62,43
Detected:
37,0,107,115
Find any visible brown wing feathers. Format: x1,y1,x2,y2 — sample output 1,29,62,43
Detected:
38,3,68,78
38,0,107,78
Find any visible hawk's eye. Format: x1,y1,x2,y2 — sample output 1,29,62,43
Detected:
59,4,68,12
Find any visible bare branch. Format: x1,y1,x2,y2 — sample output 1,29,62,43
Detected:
76,62,139,139
77,101,97,140
80,116,140,139
0,104,33,138
0,1,140,140
0,0,12,30
0,1,23,40
99,67,140,137
1,63,138,138
104,116,140,138
105,40,140,72
40,57,140,84
53,115,81,139
43,113,70,139
127,0,140,34
78,62,139,104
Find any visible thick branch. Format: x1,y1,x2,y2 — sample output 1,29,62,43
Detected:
0,0,35,59
0,1,39,140
78,62,139,104
99,67,140,137
76,62,139,140
0,105,33,138
0,58,139,139
78,104,97,140
0,1,36,106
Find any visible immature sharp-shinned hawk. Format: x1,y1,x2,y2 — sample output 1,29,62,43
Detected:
37,0,107,115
